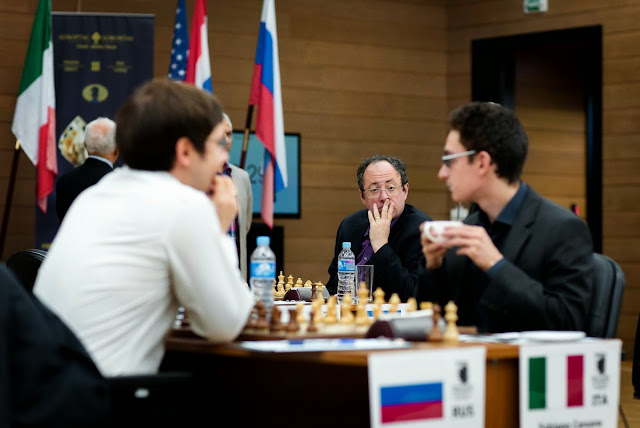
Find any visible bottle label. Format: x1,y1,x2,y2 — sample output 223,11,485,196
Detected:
337,259,355,272
250,261,276,279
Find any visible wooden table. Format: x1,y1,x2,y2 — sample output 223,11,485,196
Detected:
162,334,520,427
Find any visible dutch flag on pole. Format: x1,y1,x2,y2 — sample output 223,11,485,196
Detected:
185,0,212,92
249,0,287,228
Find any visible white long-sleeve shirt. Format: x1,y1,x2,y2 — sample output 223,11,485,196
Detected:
34,167,254,376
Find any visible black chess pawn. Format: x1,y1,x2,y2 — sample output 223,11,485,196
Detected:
428,303,443,342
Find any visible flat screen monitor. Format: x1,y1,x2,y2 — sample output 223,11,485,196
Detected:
228,131,301,218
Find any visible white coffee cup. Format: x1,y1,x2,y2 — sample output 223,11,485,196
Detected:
422,220,463,242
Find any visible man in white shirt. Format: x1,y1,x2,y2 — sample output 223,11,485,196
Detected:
34,79,254,376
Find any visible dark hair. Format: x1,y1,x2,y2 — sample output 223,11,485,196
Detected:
115,78,223,171
449,102,528,184
356,155,408,191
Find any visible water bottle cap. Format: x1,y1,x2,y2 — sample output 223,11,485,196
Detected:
257,236,270,246
342,242,351,249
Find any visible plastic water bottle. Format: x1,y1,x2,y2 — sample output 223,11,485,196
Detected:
250,236,276,322
337,242,356,304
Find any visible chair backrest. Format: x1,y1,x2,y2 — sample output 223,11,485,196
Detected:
6,249,47,293
586,252,625,338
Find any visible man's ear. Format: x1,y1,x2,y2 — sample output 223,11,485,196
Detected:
477,150,494,176
359,189,367,206
174,137,193,167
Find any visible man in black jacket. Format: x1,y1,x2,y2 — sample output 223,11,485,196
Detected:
326,155,431,302
56,117,118,222
418,102,593,333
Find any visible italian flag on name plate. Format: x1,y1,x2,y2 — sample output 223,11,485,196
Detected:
519,340,621,428
11,0,57,213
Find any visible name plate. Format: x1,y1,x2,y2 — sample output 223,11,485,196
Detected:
368,347,486,427
519,339,621,428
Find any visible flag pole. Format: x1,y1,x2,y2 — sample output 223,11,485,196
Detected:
240,104,254,169
0,141,22,260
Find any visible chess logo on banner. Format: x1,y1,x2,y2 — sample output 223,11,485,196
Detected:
592,353,609,390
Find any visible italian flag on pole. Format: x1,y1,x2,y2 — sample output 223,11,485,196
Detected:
11,0,57,213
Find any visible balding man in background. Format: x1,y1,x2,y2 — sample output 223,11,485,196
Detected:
56,117,119,223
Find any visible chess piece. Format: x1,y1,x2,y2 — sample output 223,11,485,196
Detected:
278,271,285,287
270,305,284,332
357,282,369,306
372,287,385,320
389,293,400,314
339,294,354,324
324,296,338,324
304,280,313,288
355,285,369,326
245,302,259,329
311,299,324,324
286,308,300,332
307,310,318,332
443,300,459,343
295,277,303,287
406,297,417,312
286,275,294,292
315,282,325,304
310,283,317,301
428,303,443,342
255,300,269,330
420,301,433,311
296,302,306,324
275,279,286,299
373,287,385,305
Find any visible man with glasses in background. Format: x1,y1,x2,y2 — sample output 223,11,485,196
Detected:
417,102,593,333
326,155,431,301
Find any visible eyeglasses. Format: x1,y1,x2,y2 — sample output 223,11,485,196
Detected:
441,150,476,168
362,185,402,199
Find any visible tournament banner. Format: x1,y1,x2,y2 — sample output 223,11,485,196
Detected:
36,13,154,248
519,339,621,428
368,347,486,427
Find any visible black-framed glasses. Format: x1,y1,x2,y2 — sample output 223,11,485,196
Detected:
441,150,476,168
362,185,402,199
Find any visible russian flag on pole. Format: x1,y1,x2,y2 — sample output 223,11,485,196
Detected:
249,0,287,228
185,0,211,92
11,0,57,213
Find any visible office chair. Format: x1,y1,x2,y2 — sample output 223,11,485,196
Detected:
585,252,625,339
0,262,196,426
6,248,47,293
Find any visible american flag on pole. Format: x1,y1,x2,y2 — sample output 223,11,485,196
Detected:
11,0,57,213
168,0,189,81
249,0,287,228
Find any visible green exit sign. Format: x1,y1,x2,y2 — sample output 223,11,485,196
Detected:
524,0,548,13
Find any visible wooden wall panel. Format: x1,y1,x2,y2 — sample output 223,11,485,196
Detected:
447,0,640,358
0,0,447,293
5,0,638,357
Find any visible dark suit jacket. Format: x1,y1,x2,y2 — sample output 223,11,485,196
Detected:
417,187,594,333
56,157,113,222
327,204,431,301
0,264,111,427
